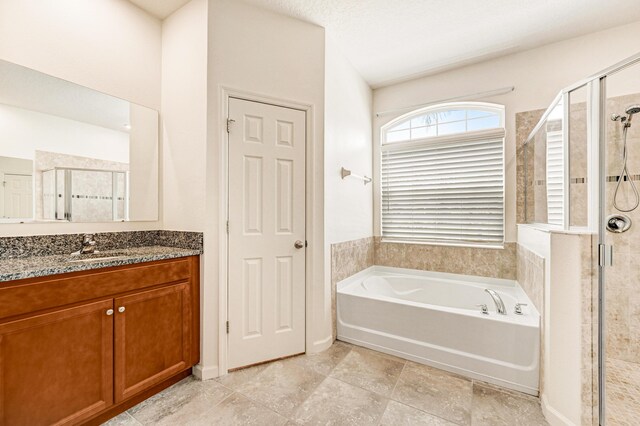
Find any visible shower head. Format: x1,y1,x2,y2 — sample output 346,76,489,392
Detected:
622,104,640,127
626,105,640,115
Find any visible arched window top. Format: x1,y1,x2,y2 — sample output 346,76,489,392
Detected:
383,102,504,144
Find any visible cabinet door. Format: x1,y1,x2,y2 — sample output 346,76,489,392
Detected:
114,282,191,402
0,300,114,426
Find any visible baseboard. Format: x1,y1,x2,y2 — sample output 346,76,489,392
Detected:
193,363,219,380
306,334,333,354
541,394,577,426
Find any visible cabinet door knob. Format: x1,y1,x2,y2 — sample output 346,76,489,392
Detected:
106,309,114,316
118,306,126,313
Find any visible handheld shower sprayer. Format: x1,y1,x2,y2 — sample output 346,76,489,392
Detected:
624,105,640,127
610,105,640,212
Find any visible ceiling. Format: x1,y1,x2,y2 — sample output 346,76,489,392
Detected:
239,0,640,88
128,0,191,19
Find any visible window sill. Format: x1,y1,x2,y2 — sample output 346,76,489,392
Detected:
379,238,506,250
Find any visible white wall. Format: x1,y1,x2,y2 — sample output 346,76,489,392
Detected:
0,104,130,163
325,38,374,245
161,0,208,232
160,0,210,376
0,0,162,236
0,0,161,109
129,104,160,221
545,232,584,425
373,20,640,243
208,0,327,366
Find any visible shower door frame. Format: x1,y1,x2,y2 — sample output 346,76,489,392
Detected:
45,166,130,222
524,50,640,425
594,52,640,426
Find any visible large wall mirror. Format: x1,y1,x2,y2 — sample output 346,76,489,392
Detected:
0,59,159,223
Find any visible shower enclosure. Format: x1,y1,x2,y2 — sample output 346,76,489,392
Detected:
524,52,640,425
42,167,128,222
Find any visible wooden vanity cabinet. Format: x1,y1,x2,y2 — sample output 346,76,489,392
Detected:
0,256,200,426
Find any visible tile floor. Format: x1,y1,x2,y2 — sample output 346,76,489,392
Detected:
103,341,548,426
607,358,640,426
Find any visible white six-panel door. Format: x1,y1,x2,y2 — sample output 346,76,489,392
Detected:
227,98,306,369
2,174,32,218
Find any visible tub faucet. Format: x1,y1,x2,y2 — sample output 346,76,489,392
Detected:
484,289,507,315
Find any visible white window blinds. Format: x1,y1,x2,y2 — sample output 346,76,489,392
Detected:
545,128,564,226
381,128,505,245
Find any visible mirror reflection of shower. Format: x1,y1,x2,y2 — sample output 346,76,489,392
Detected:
610,104,640,213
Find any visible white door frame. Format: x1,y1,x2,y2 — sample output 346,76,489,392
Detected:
218,87,320,375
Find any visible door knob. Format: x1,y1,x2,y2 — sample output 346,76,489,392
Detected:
118,306,126,313
106,309,114,316
294,240,304,249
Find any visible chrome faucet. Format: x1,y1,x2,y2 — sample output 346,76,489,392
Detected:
484,289,507,315
79,234,97,254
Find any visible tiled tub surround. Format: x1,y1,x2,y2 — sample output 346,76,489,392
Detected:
375,238,517,280
516,244,544,314
0,230,203,281
331,238,517,338
331,237,375,338
516,243,545,396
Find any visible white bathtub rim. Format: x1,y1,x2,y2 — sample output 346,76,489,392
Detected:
338,336,539,396
339,289,539,327
338,265,520,290
337,266,540,325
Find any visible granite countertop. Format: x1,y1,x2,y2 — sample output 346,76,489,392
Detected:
0,245,202,282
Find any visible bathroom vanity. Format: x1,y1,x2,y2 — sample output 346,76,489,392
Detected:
0,249,200,425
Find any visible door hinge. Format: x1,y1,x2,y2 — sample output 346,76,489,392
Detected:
226,321,229,334
226,221,229,234
226,118,235,133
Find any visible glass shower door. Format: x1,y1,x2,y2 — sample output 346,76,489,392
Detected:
602,60,640,425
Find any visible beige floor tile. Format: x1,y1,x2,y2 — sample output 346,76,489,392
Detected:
191,393,288,426
127,376,233,425
290,340,352,375
101,412,142,426
291,377,388,425
330,346,405,397
215,363,270,389
234,360,325,417
392,361,473,425
471,383,548,426
379,400,457,425
351,345,409,363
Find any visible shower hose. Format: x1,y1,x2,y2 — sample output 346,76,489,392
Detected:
613,124,640,212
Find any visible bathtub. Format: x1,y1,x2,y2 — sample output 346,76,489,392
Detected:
337,266,540,395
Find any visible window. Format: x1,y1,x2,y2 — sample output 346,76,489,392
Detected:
381,102,505,246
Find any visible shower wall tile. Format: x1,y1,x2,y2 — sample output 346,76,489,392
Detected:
374,238,517,280
516,244,544,312
516,109,545,225
603,95,640,368
34,150,129,221
331,237,375,339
